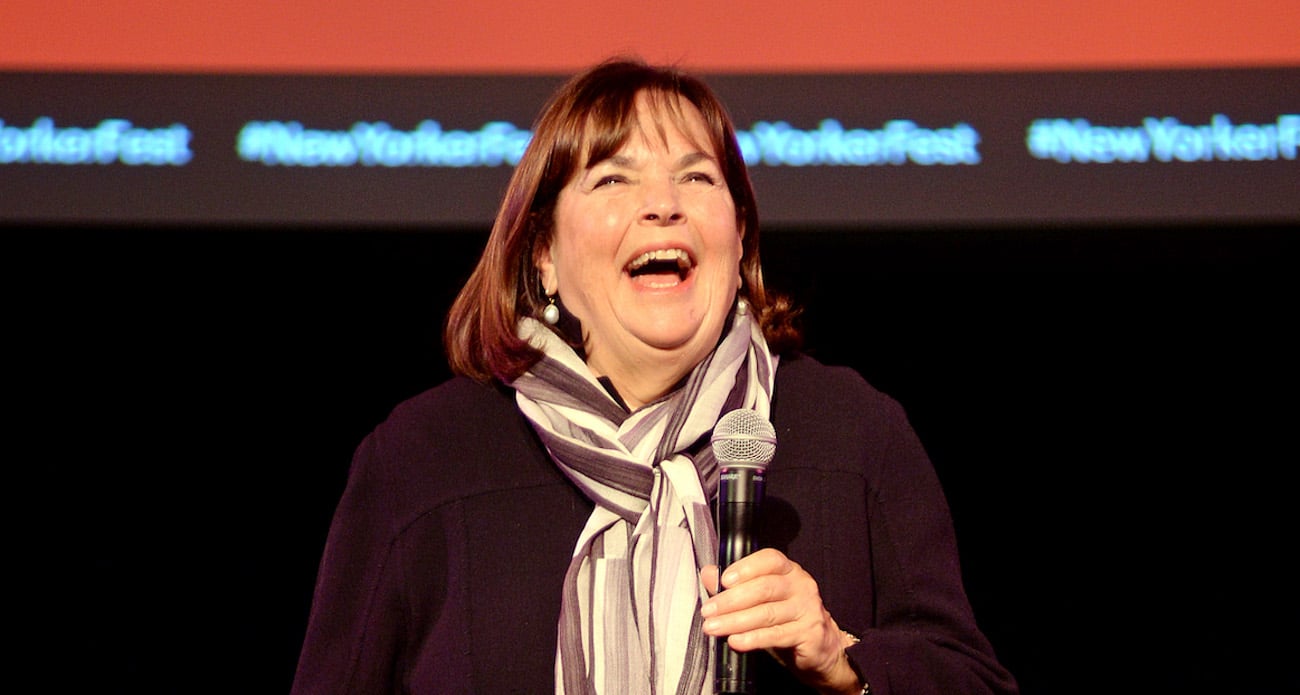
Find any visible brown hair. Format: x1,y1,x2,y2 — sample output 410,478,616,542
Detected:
444,56,802,383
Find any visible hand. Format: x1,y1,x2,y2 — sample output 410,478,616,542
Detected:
700,548,862,695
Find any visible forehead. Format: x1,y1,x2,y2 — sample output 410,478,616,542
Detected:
583,90,716,164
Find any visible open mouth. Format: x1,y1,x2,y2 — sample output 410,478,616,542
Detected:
626,248,693,285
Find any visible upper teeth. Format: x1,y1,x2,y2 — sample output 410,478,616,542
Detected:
628,248,690,270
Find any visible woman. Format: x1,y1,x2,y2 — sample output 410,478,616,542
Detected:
291,57,1019,695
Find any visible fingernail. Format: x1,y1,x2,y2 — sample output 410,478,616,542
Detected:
700,601,716,617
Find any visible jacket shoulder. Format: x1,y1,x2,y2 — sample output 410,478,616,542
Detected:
775,352,903,418
772,352,919,462
353,376,563,513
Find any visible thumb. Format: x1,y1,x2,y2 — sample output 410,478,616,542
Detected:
699,564,722,597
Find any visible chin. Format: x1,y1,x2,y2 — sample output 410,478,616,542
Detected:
641,323,725,356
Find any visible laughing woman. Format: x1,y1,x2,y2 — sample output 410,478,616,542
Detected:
291,57,1019,695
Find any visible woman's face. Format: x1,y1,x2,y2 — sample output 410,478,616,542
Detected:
539,92,742,395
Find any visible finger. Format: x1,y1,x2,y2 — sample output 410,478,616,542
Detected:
699,565,721,596
703,598,790,640
702,576,809,638
720,604,833,654
704,580,830,648
717,547,795,588
704,567,790,620
771,606,846,665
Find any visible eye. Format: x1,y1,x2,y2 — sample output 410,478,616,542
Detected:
682,171,718,185
593,174,628,188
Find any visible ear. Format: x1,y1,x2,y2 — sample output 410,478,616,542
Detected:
734,224,745,290
535,242,558,296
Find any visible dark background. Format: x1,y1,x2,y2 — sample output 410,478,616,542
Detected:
9,217,1296,693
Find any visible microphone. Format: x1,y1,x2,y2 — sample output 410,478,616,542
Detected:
711,408,777,695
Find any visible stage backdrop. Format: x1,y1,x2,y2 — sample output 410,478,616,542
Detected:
3,1,1297,229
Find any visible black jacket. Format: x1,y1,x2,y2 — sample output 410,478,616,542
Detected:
291,352,1018,694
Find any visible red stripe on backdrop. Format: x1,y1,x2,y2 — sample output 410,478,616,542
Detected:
2,1,1299,74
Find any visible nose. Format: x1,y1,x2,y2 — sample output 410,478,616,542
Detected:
639,180,684,225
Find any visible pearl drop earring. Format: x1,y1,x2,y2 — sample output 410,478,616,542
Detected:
542,295,560,325
735,297,749,316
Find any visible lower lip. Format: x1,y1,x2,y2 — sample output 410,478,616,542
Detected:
629,271,692,291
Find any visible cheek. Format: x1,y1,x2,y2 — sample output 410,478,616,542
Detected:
555,195,620,246
547,232,607,303
716,214,744,268
549,201,585,287
725,227,744,291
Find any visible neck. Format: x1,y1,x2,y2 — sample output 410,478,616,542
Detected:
592,356,694,412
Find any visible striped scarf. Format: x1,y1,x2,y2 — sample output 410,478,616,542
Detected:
510,309,777,695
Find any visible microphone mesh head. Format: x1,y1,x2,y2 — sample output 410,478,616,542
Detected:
711,409,777,468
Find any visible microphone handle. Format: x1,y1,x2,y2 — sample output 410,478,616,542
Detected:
716,465,765,695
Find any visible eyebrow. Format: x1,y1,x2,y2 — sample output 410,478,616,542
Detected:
594,151,718,170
